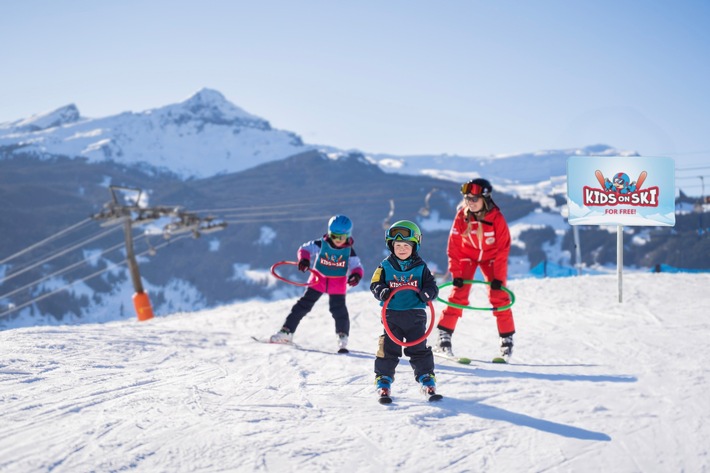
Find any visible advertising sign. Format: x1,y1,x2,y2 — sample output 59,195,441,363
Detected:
567,156,675,226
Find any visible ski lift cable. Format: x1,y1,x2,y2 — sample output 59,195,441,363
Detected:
0,236,145,301
2,225,124,284
220,210,301,220
189,190,425,216
0,233,190,319
222,214,334,225
7,224,128,277
196,196,427,225
0,218,93,266
189,201,325,214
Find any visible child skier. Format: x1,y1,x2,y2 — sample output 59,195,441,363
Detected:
270,215,364,352
434,178,516,362
370,220,441,403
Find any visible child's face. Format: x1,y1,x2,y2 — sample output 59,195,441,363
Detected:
329,233,348,247
393,241,414,259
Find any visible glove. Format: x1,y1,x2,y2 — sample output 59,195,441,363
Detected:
378,287,392,302
297,258,310,272
418,289,435,303
452,277,464,288
347,273,361,287
490,279,503,290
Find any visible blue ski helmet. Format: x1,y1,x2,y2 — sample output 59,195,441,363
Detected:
328,215,353,237
385,220,422,252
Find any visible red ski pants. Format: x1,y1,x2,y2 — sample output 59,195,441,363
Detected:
438,259,515,336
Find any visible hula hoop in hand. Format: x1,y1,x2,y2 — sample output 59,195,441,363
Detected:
381,285,436,347
270,261,321,287
436,280,515,311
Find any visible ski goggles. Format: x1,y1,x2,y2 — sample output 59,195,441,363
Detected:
460,182,484,195
464,195,482,203
387,226,414,240
329,232,348,240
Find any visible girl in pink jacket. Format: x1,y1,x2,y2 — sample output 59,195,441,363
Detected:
269,215,364,352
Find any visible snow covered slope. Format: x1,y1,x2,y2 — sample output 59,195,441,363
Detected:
1,273,708,472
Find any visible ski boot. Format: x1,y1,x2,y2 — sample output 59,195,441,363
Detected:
433,329,455,357
337,332,349,354
269,327,293,344
418,374,443,402
494,335,513,363
375,375,393,404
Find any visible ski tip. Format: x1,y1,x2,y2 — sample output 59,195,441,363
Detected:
428,394,444,402
337,348,350,354
378,396,393,405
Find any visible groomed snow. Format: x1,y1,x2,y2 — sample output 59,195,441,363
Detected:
1,272,708,472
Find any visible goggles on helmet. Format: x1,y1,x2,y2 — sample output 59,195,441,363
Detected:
387,226,413,240
461,182,484,195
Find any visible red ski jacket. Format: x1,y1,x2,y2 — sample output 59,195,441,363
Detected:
446,206,511,280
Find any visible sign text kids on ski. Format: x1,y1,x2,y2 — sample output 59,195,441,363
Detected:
566,156,675,227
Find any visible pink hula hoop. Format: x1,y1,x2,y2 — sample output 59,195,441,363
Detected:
270,261,321,287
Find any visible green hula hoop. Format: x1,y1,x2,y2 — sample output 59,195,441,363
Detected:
436,280,515,311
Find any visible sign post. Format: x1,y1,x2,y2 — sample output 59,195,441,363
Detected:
567,156,675,302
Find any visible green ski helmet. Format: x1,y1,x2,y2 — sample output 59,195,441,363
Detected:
385,220,422,252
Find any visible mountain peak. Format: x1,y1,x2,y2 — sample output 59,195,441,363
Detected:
172,88,265,126
7,104,81,133
185,88,228,106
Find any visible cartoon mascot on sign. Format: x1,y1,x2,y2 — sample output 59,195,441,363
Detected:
605,172,637,194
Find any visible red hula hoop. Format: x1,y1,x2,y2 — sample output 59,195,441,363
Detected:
381,285,436,347
270,261,321,287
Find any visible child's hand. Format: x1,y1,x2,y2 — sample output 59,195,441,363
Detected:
377,287,392,301
418,289,436,303
297,259,310,272
490,279,503,290
347,273,361,287
452,277,464,288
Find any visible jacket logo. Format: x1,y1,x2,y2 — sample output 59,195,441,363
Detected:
388,274,419,289
319,253,346,268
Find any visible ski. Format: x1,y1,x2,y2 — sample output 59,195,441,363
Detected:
250,336,346,355
433,351,472,365
427,393,444,402
251,335,294,346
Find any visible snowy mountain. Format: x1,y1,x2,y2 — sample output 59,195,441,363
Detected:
0,88,310,178
1,88,641,184
1,272,709,472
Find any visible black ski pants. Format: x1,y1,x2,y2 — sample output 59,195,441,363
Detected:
374,311,435,381
283,287,349,335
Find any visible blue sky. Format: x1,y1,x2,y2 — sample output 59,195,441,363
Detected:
1,1,709,178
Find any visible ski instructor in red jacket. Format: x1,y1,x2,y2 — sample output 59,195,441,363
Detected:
434,178,516,362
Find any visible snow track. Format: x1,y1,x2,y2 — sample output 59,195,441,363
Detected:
1,273,709,472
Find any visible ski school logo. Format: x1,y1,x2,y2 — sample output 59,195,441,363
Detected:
319,253,346,268
388,274,419,289
583,170,660,207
